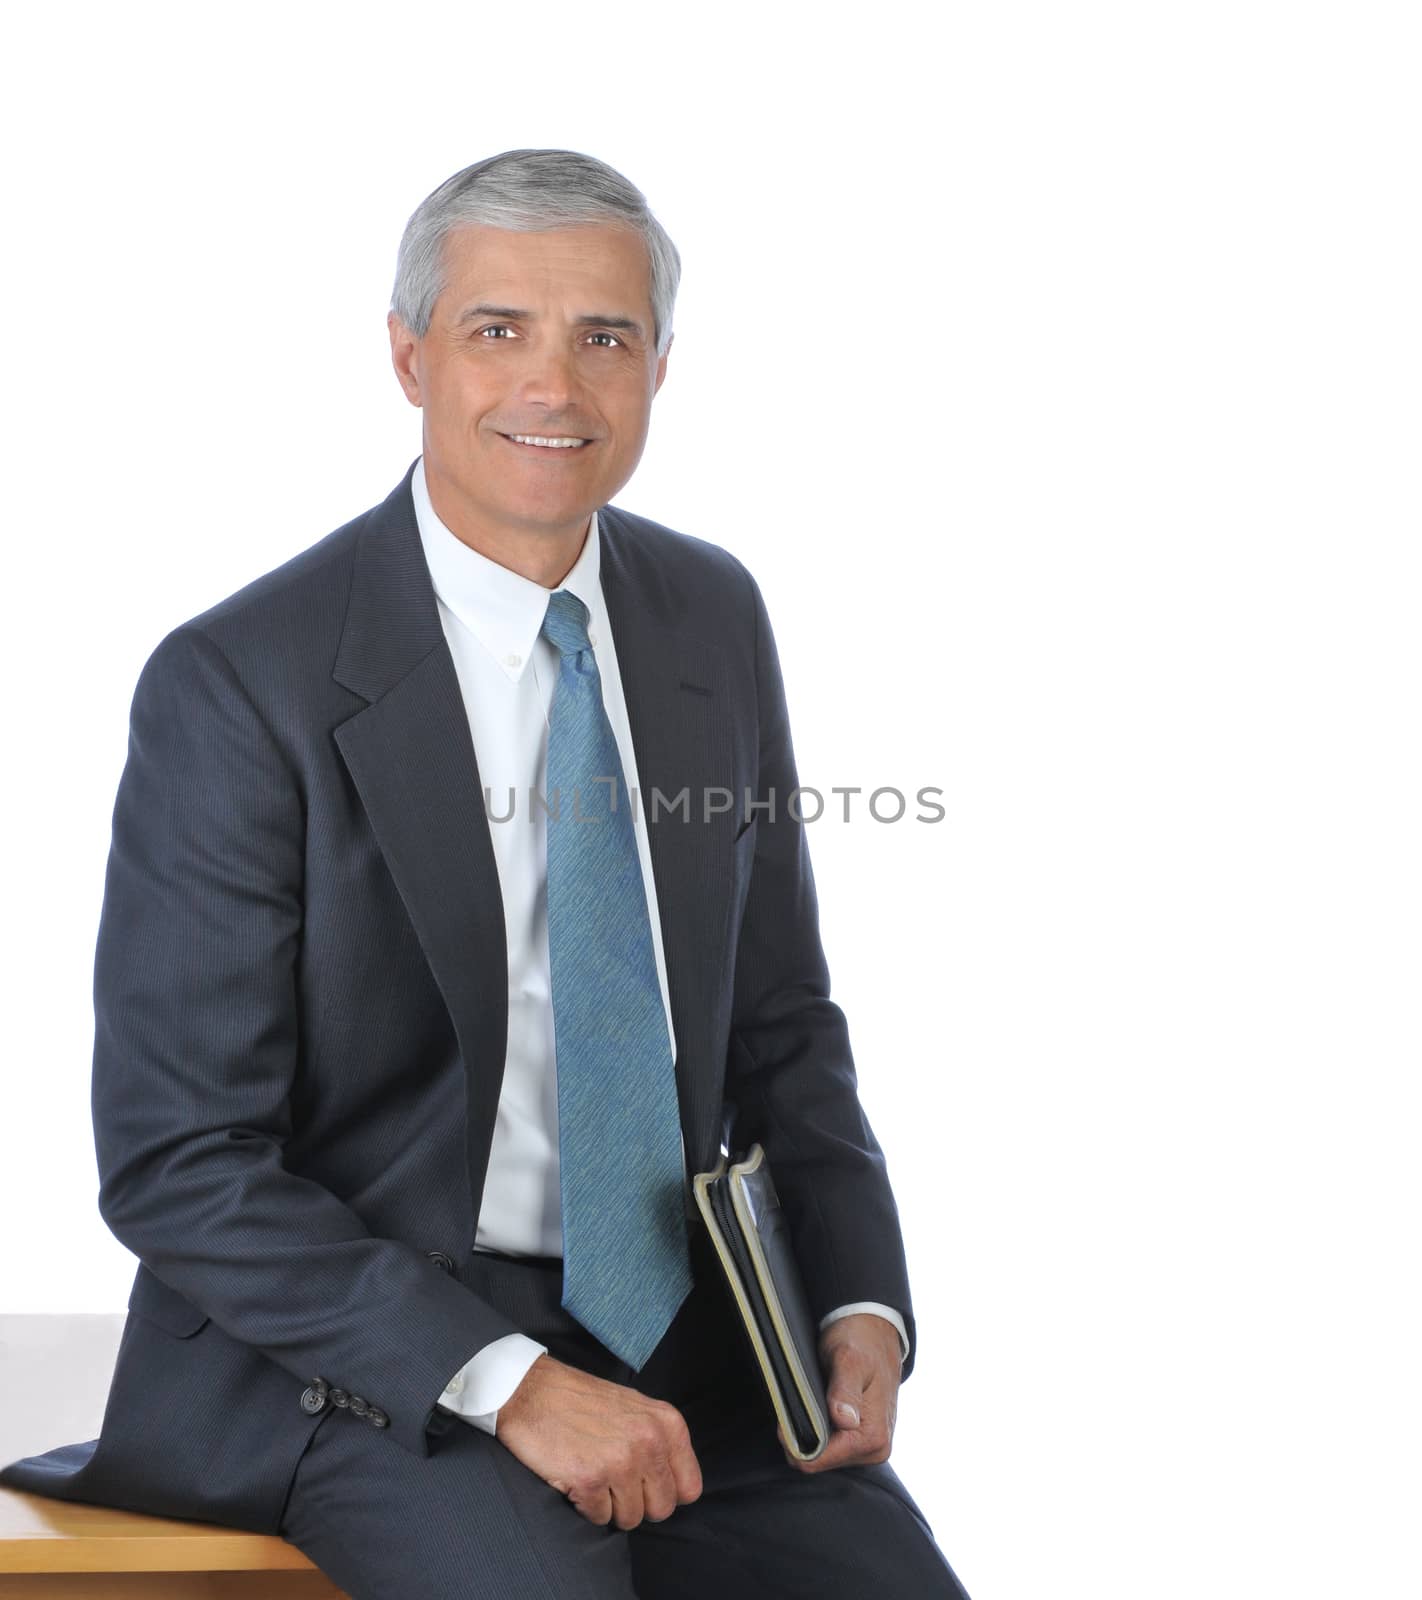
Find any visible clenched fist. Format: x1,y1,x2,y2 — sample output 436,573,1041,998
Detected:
495,1355,704,1530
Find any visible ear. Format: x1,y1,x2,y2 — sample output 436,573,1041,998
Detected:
652,331,672,396
388,312,423,408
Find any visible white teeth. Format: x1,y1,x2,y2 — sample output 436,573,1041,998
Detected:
508,434,587,448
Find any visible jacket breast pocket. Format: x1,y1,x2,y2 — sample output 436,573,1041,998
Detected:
127,1264,211,1338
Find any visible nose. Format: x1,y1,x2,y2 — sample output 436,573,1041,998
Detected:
519,340,579,412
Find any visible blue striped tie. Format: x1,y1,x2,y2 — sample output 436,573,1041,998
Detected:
539,588,693,1369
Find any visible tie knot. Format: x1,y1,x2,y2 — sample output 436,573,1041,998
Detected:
540,589,592,657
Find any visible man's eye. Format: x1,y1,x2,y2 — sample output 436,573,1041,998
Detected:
478,325,515,339
588,332,622,348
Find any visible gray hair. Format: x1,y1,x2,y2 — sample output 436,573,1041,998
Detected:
391,148,680,357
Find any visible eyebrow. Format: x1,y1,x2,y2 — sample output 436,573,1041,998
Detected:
454,302,645,338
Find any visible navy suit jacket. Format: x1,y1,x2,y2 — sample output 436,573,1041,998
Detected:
1,462,915,1533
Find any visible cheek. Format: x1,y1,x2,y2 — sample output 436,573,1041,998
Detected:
427,373,494,437
605,384,653,432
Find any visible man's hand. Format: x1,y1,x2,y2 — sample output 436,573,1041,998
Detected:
494,1354,703,1530
781,1312,903,1474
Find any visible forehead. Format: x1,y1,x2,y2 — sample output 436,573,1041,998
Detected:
436,222,651,313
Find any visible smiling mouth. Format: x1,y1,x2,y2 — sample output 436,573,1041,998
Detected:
498,432,593,451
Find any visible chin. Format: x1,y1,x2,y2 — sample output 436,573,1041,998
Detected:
506,499,597,531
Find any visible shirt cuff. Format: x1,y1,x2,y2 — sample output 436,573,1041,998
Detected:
818,1302,910,1365
435,1333,548,1436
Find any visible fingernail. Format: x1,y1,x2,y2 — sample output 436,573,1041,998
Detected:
836,1401,860,1426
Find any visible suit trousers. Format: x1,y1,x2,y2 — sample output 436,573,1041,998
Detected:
277,1219,971,1599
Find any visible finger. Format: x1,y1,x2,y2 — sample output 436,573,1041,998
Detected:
641,1464,680,1523
609,1477,646,1532
829,1395,862,1430
669,1436,703,1505
840,1391,892,1462
825,1353,872,1431
571,1484,613,1526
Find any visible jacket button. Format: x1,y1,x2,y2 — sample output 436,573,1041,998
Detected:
427,1251,456,1273
367,1408,389,1429
348,1395,370,1418
299,1386,328,1415
330,1388,350,1408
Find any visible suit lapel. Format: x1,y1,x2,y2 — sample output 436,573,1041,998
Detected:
330,467,510,1216
330,467,736,1216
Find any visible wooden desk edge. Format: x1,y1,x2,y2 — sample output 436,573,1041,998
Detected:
0,1490,315,1574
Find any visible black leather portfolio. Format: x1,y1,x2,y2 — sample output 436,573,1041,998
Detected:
692,1144,831,1461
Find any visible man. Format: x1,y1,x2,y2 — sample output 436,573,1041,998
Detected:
1,149,970,1598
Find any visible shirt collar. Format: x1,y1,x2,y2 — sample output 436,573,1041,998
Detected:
411,455,606,684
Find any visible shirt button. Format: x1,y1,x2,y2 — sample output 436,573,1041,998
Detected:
444,1372,464,1396
506,652,522,668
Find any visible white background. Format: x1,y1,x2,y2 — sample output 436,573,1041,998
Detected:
1,4,1418,1596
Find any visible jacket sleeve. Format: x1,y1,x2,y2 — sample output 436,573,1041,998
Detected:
723,569,920,1380
91,624,525,1457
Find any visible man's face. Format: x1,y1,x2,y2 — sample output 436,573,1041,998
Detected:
388,221,669,550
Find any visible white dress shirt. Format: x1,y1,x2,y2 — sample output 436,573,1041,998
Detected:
411,459,908,1434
